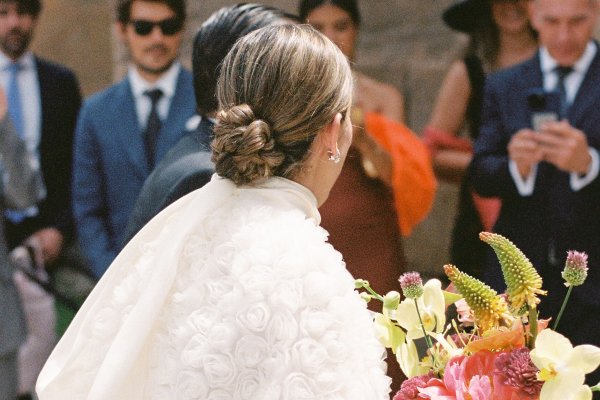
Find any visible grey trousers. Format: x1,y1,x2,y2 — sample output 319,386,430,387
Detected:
0,350,18,400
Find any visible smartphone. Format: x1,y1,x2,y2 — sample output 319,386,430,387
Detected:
527,89,560,132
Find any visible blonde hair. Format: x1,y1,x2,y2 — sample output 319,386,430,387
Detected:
212,24,353,185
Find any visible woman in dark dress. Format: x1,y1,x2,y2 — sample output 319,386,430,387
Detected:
423,0,537,277
299,0,409,394
299,0,406,306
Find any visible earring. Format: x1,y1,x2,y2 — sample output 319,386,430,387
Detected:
328,148,341,164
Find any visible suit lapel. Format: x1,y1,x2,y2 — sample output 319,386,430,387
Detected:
114,78,149,179
511,53,544,131
527,52,545,89
35,58,51,155
569,46,600,125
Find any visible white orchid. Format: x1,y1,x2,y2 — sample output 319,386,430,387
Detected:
396,338,428,378
530,329,600,400
395,279,446,340
373,313,405,351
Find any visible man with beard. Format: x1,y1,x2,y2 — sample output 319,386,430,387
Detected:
0,0,81,398
72,0,195,278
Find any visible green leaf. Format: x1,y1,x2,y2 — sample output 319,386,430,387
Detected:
443,290,462,307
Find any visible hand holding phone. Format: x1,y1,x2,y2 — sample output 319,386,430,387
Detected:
508,128,543,178
532,120,592,174
527,89,560,132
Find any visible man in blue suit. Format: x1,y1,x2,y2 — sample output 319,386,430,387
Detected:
471,0,600,381
123,4,298,243
72,0,195,278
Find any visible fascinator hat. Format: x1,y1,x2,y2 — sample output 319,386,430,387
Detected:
442,0,492,33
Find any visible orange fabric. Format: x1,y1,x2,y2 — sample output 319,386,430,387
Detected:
364,112,437,237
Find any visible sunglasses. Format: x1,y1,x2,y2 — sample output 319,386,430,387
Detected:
129,17,183,36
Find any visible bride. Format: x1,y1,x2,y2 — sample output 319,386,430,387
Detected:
36,24,391,399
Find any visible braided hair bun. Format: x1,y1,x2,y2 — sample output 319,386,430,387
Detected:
212,104,285,185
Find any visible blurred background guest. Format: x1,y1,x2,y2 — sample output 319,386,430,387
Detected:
72,0,196,279
300,0,404,299
423,0,537,277
0,85,45,400
470,0,600,385
0,0,83,397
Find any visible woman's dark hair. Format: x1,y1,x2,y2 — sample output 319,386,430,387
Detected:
192,3,299,117
1,0,42,17
298,0,361,27
467,3,499,70
116,0,186,24
466,0,536,71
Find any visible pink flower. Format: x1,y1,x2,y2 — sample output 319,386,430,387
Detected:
455,299,474,326
466,375,492,400
417,357,464,399
494,347,542,399
562,250,589,287
418,352,496,400
393,372,435,400
462,350,496,383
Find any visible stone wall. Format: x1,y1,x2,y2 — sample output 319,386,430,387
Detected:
31,0,114,96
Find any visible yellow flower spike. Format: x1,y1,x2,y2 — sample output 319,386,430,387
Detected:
479,232,547,310
444,264,510,333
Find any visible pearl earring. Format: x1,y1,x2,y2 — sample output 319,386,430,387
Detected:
328,148,341,164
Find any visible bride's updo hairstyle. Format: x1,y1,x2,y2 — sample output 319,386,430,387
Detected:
212,24,353,185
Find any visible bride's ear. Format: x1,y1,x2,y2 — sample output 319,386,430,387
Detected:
321,113,343,157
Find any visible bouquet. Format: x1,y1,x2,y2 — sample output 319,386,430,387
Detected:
356,232,600,400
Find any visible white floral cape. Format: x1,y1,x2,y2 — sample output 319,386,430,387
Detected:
37,175,391,399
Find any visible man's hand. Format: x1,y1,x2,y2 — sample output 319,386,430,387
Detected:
508,128,543,178
30,228,64,265
536,120,592,174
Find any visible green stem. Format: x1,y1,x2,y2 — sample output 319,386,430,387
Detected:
553,285,573,331
528,307,538,349
364,285,384,302
591,383,600,392
414,299,436,367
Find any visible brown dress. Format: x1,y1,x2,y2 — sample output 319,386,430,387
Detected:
320,146,406,395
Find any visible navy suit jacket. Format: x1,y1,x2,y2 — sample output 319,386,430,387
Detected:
470,48,600,308
72,68,196,278
4,57,82,248
123,117,214,244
